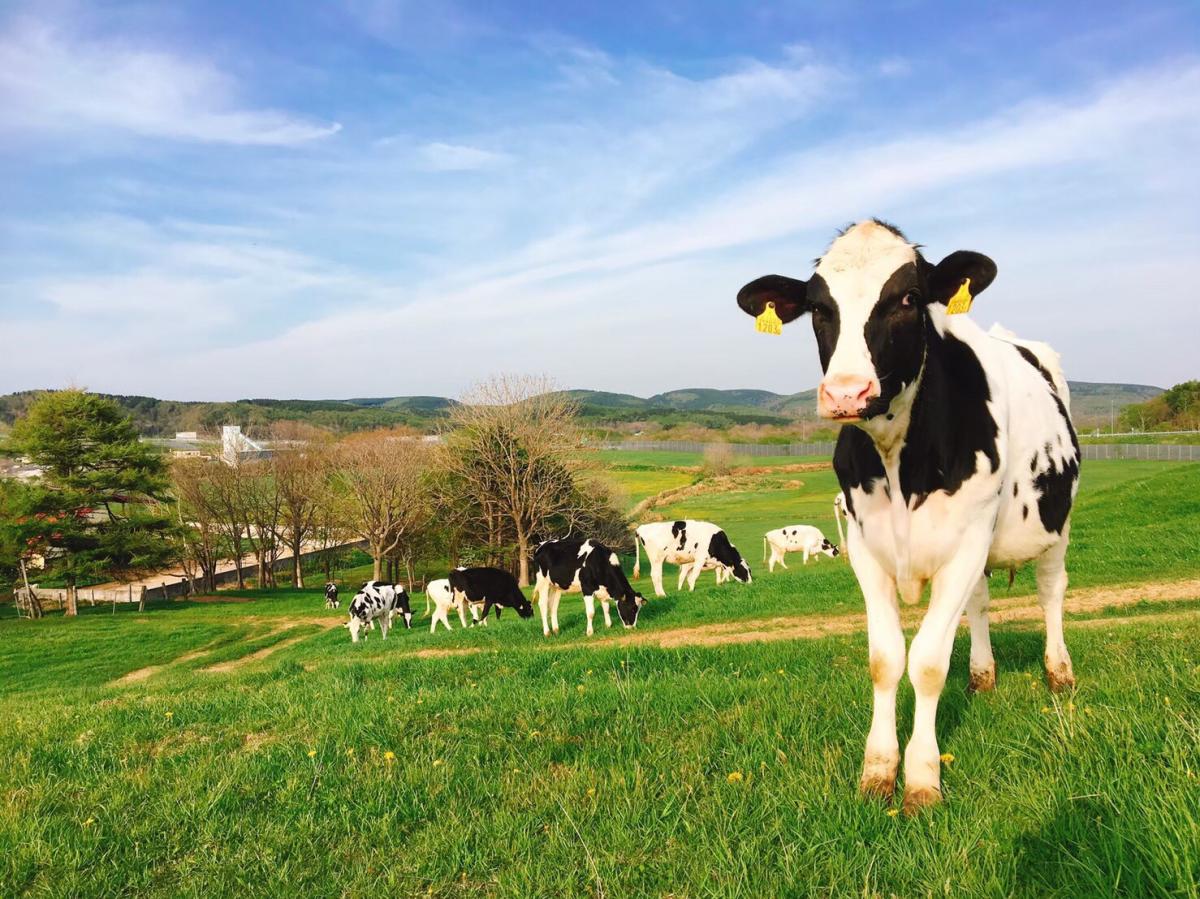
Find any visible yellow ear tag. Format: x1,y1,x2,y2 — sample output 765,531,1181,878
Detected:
755,301,783,335
945,278,973,315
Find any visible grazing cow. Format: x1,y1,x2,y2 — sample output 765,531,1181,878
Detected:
324,582,340,609
425,578,469,633
633,520,751,597
763,526,840,571
347,581,411,643
736,219,1080,813
361,580,413,630
447,567,534,625
533,538,646,636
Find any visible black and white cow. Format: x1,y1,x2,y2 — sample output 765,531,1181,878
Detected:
736,219,1080,813
324,582,340,609
533,538,646,637
762,525,839,571
632,520,751,597
347,581,411,643
447,567,534,625
425,577,469,633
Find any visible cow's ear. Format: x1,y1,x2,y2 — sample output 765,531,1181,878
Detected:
926,251,997,307
736,275,810,324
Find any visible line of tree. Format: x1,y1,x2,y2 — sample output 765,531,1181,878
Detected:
1,376,630,616
1117,380,1200,432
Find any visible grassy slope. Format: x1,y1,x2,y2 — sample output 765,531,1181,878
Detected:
1,459,1198,897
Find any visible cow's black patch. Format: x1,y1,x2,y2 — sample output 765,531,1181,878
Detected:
1014,345,1057,390
804,274,840,371
862,263,924,417
672,521,687,551
833,425,886,520
901,328,999,507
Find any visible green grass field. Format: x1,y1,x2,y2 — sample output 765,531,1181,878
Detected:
2,458,1198,897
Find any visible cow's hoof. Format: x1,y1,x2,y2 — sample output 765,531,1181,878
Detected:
542,631,551,638
552,627,559,635
968,666,996,693
859,774,896,801
901,786,942,816
1046,664,1076,693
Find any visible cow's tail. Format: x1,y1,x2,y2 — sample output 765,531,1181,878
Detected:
424,587,432,616
632,532,642,579
762,536,768,562
833,493,848,559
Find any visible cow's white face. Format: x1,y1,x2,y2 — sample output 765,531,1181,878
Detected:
737,220,997,422
348,616,364,643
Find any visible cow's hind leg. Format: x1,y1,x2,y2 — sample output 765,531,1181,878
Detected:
676,564,690,591
855,543,903,802
965,576,995,692
650,558,667,598
1038,526,1075,692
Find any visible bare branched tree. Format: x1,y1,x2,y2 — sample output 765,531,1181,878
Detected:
335,431,433,582
441,375,584,586
273,444,331,588
170,458,225,593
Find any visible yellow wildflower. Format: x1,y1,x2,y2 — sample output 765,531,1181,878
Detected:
939,753,955,764
384,751,396,762
307,750,317,759
433,759,444,767
886,808,900,818
83,817,95,827
726,771,744,784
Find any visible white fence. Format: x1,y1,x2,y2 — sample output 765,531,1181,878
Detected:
603,440,1199,462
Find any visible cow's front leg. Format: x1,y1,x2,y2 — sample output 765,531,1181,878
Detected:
965,576,995,692
600,597,613,629
550,589,561,635
583,594,596,636
853,542,903,801
1038,525,1075,692
650,559,667,598
540,586,552,637
903,535,991,814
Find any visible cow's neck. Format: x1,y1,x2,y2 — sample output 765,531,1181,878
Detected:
858,363,923,595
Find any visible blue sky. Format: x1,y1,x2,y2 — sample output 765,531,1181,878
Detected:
1,0,1197,401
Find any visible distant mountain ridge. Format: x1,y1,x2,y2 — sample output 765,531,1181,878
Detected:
0,382,1164,436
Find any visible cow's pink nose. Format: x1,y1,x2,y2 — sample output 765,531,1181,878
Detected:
819,375,879,419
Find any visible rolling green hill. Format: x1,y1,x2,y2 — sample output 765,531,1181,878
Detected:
0,381,1164,438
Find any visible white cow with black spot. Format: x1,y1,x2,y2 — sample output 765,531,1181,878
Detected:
763,525,840,571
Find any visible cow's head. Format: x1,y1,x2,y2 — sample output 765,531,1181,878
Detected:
821,538,840,558
616,591,647,628
512,595,535,619
737,220,996,421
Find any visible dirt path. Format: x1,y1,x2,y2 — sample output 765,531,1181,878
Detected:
201,630,315,674
604,577,1200,651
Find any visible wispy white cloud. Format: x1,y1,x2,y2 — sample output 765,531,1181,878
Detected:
0,19,341,145
418,141,512,171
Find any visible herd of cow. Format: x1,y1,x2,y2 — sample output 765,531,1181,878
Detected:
320,219,1085,813
326,513,844,644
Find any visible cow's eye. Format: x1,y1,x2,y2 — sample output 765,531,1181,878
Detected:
900,292,916,308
